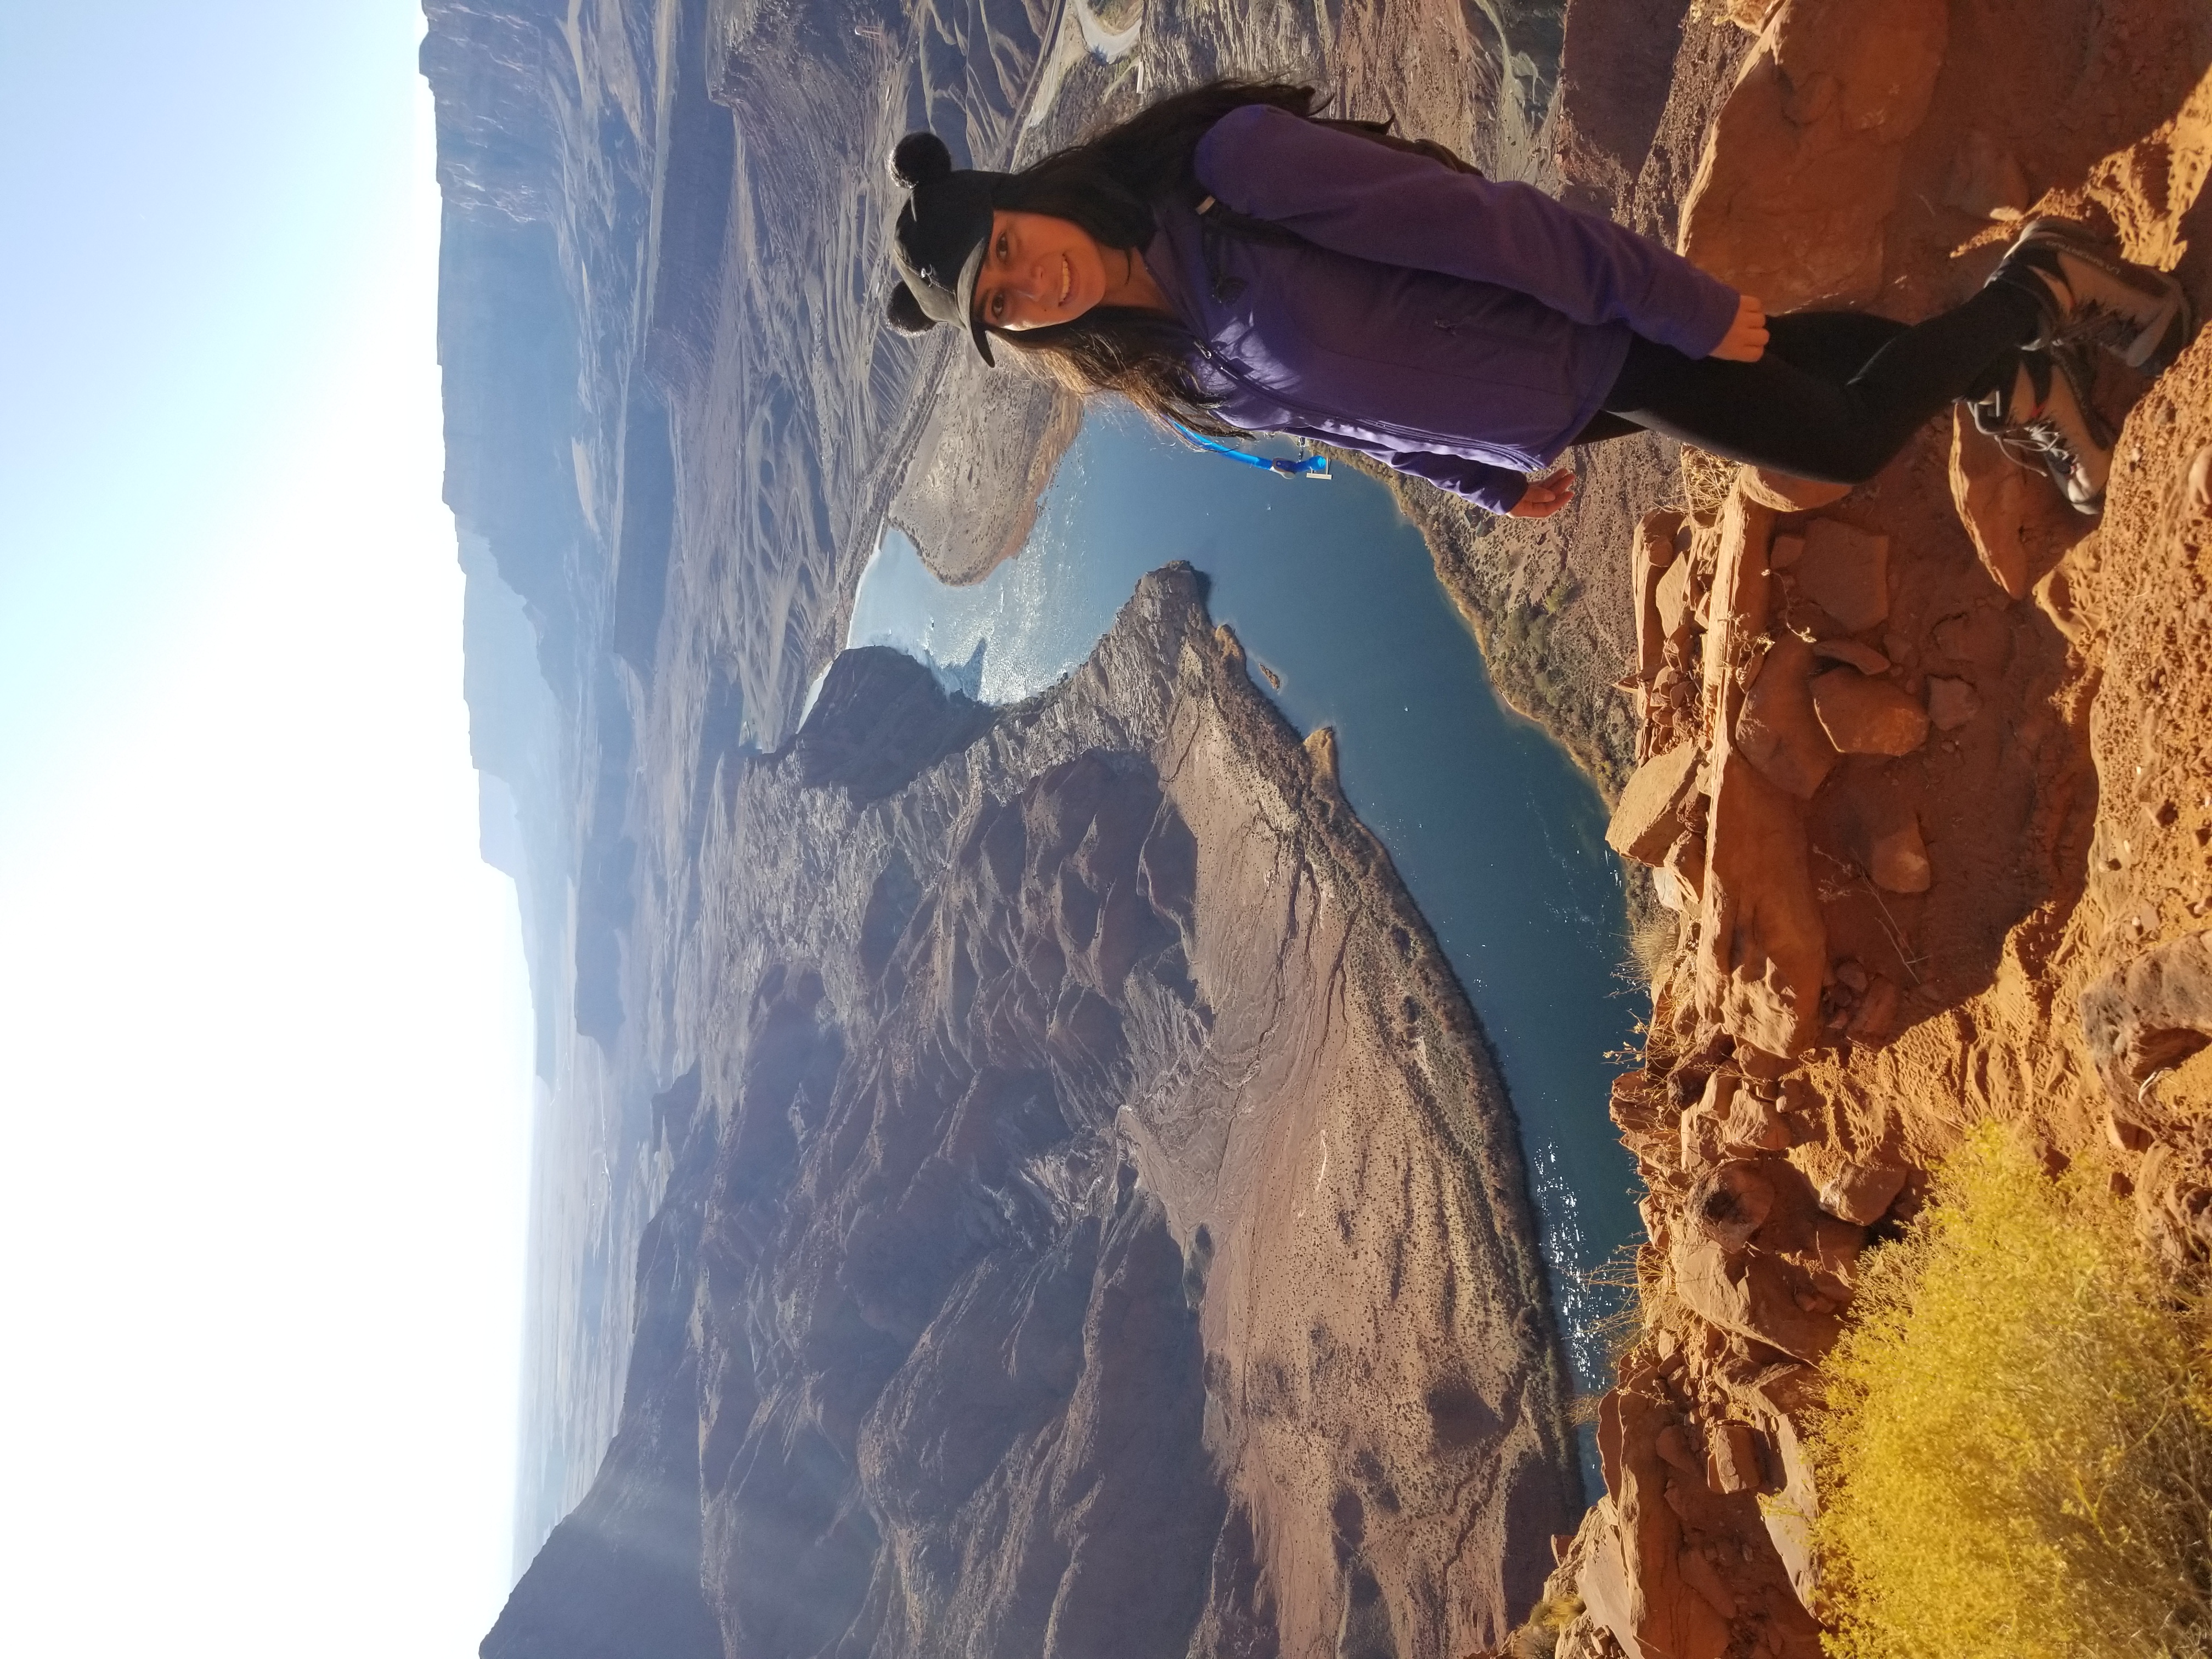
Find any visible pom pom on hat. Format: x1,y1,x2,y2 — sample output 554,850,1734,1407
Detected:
885,281,934,335
889,132,953,189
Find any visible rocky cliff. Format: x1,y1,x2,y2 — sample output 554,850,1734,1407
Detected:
1497,1,2212,1654
480,568,1580,1657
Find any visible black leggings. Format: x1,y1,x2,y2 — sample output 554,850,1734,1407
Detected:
1572,286,2041,484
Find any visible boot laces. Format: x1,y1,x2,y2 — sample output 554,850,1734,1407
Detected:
1985,360,2097,493
1996,415,2085,483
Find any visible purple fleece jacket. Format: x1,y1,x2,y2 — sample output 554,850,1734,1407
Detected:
1144,104,1741,514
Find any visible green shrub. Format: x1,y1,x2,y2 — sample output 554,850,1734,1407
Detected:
1814,1125,2212,1659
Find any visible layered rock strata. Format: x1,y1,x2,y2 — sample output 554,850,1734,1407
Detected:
483,568,1581,1657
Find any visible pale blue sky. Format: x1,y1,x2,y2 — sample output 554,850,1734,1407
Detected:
1,5,532,1654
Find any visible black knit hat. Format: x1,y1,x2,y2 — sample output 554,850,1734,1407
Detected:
887,132,1011,366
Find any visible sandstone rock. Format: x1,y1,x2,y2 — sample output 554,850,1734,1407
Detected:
1812,638,1889,675
1579,1392,1733,1659
1706,1421,1766,1495
1634,510,1688,677
2190,445,2212,517
1951,407,2032,599
1736,646,1768,694
1793,520,1891,630
1760,1413,1821,1613
1685,1158,1782,1249
1739,465,1852,512
1735,1043,1796,1084
1723,1088,1795,1154
1771,532,1804,570
1926,675,1979,730
1610,1072,1670,1142
1655,556,1695,645
1681,1072,1739,1169
1573,1511,1638,1659
1702,493,1778,732
1817,1163,1910,1225
2033,545,2096,645
1931,608,2013,673
2080,930,2212,1103
1608,743,1704,866
1674,1232,1841,1363
1814,1213,1868,1289
1810,668,1929,755
1869,815,1931,893
1678,0,1950,311
1677,1544,1738,1621
1942,129,2029,219
1734,632,1838,799
1665,831,1708,909
1846,973,1902,1045
1715,1156,1858,1266
1655,1424,1702,1476
1699,744,1827,1055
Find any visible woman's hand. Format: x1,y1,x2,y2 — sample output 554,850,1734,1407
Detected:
1710,294,1769,362
1509,470,1575,518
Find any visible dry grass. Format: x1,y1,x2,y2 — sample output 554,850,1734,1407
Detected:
1813,1125,2212,1659
1622,908,1680,989
1505,1594,1580,1658
1677,444,1737,517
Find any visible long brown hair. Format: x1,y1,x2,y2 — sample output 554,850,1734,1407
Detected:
925,81,1321,436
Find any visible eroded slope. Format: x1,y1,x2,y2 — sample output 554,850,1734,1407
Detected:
482,567,1580,1658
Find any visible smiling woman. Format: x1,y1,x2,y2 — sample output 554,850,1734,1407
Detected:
881,78,2189,522
970,210,1169,330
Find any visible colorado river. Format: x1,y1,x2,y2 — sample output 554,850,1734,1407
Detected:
852,404,1642,1435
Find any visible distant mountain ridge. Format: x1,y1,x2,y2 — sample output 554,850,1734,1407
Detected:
422,0,1583,1650
478,567,1577,1657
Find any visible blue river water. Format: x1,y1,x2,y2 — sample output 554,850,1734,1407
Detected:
850,404,1642,1446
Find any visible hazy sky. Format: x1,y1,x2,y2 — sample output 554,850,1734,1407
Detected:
1,5,533,1654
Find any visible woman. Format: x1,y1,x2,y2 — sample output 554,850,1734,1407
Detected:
885,81,2192,518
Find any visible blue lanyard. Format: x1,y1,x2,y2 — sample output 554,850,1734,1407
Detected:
1167,420,1331,479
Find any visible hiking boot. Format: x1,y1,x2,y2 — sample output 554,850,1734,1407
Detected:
1969,342,2114,516
1988,218,2196,374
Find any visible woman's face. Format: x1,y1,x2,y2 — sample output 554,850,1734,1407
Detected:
970,211,1115,331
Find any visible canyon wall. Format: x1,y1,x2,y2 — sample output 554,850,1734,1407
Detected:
478,569,1581,1657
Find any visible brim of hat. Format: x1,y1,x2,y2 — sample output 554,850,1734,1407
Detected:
951,238,995,367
